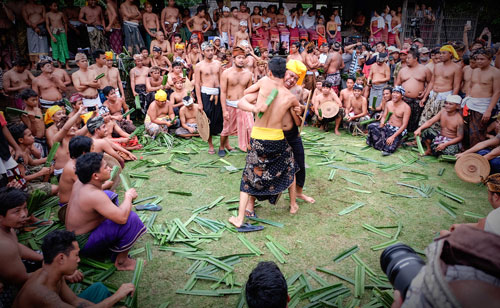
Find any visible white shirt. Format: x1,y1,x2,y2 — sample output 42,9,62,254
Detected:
302,14,316,30
485,207,500,236
335,15,341,31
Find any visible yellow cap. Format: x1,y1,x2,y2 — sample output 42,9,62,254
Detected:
155,89,167,101
175,43,185,50
80,111,94,124
440,45,459,60
44,105,62,125
286,59,307,86
105,51,114,60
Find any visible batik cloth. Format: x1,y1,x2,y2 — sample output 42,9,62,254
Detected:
419,90,452,130
326,72,341,87
344,115,371,133
421,127,461,156
403,96,423,133
240,127,297,205
366,122,407,153
123,21,145,54
39,98,64,110
76,190,146,257
201,87,223,136
50,32,69,63
27,26,49,57
34,137,48,158
175,123,198,135
87,26,108,52
368,83,387,109
284,125,305,188
109,28,123,54
465,109,488,148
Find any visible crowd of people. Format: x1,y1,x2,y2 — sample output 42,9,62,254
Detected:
1,0,500,307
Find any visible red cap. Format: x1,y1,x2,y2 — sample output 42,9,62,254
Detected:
400,49,409,55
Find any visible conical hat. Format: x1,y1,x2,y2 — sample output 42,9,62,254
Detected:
319,101,339,118
196,109,210,141
455,153,490,183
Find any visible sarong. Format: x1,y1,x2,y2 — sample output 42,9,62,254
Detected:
335,31,342,43
251,34,267,49
87,26,108,52
371,26,383,45
419,90,452,130
135,84,147,114
175,123,198,136
270,27,280,44
114,136,140,149
27,27,49,57
145,115,179,137
388,32,396,46
307,29,318,41
123,21,145,54
192,31,203,43
221,105,238,136
0,283,17,308
284,125,305,188
465,109,488,148
164,21,179,36
318,35,327,47
221,32,230,46
326,72,341,94
366,122,407,153
299,28,309,41
278,25,290,52
236,109,254,151
109,28,123,54
201,87,223,136
82,96,102,109
34,137,48,158
77,190,146,257
421,127,461,156
78,282,111,304
145,28,157,50
39,98,64,109
257,27,269,40
327,30,336,44
344,115,371,133
403,96,423,133
368,83,386,109
289,27,299,44
50,32,69,63
240,127,297,204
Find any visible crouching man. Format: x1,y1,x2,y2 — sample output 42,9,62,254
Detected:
65,152,146,270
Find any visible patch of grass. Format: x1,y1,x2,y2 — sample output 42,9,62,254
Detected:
103,127,487,307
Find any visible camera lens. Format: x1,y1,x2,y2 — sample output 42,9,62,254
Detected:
380,243,425,298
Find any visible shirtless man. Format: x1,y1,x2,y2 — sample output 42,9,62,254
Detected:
65,152,145,270
313,80,343,134
145,89,177,137
323,43,344,94
168,61,193,93
129,54,150,114
105,0,122,54
415,95,464,156
303,43,320,90
169,76,188,116
187,6,209,43
219,47,253,156
233,20,250,49
102,86,135,134
146,66,166,94
218,7,232,47
229,57,300,228
368,52,391,109
151,46,171,74
120,0,144,54
19,89,44,149
344,84,369,132
0,188,43,308
142,2,159,49
175,96,200,138
51,65,72,98
187,44,203,67
79,0,107,52
229,7,241,46
419,45,462,132
195,42,223,154
106,56,125,98
236,2,252,34
32,59,66,110
463,49,500,147
367,86,411,155
89,49,109,101
150,31,171,54
340,77,355,108
161,0,180,38
287,42,303,63
45,2,70,70
395,49,431,132
71,53,101,109
22,0,49,66
461,54,477,97
2,59,34,109
12,230,134,307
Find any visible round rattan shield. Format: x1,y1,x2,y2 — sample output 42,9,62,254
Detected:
196,110,210,141
319,101,339,118
455,153,490,183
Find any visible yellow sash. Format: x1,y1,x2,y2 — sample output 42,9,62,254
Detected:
250,127,284,140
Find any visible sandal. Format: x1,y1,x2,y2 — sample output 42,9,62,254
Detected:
135,203,162,211
237,223,264,233
245,210,258,218
208,149,216,155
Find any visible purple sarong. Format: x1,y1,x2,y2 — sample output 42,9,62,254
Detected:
77,190,146,257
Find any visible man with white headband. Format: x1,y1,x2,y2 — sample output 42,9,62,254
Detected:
234,20,250,49
176,96,201,138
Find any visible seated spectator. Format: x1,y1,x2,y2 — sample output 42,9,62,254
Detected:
12,230,134,307
344,84,369,133
176,96,200,138
457,133,500,174
145,89,179,137
366,86,410,155
414,95,464,156
312,80,343,135
169,76,189,116
65,152,146,270
245,261,288,308
102,86,136,134
19,88,46,157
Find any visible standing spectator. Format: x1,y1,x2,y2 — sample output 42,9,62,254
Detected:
105,0,123,55
46,2,70,70
332,9,342,43
370,10,384,46
120,0,144,54
79,0,107,53
22,0,49,67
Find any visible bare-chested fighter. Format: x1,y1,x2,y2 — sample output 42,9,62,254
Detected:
2,59,34,109
340,76,355,108
161,0,180,39
219,47,253,156
145,89,178,137
175,96,201,138
235,1,252,34
415,95,464,156
287,42,303,63
32,58,66,110
419,45,462,131
79,0,107,52
102,86,135,134
323,42,344,94
45,2,70,70
233,20,250,49
106,54,125,98
228,57,300,229
71,53,101,109
120,0,144,54
195,42,223,154
150,31,171,54
367,86,411,155
368,52,390,109
313,80,343,134
89,49,109,102
65,152,146,270
395,49,431,132
151,46,171,74
22,0,49,66
463,49,500,148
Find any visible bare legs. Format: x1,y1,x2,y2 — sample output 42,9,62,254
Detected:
334,117,341,135
115,250,137,271
288,178,299,214
229,191,250,228
296,185,316,204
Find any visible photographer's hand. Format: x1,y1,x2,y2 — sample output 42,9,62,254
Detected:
391,290,403,308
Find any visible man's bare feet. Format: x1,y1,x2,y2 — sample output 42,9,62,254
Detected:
229,216,244,228
290,203,299,214
334,130,341,136
423,148,432,156
296,193,316,203
115,257,137,271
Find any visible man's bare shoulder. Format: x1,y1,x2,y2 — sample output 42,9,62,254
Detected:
17,282,65,308
0,233,18,257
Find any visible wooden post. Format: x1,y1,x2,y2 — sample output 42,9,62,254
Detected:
436,5,444,45
400,0,408,44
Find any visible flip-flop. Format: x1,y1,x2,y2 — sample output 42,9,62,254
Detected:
237,223,264,233
245,210,258,219
208,149,216,155
218,149,226,157
135,203,162,211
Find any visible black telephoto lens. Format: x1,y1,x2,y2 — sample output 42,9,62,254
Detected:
380,243,425,298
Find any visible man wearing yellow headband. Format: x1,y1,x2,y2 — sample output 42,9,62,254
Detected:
105,53,125,99
144,89,179,137
418,44,462,132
